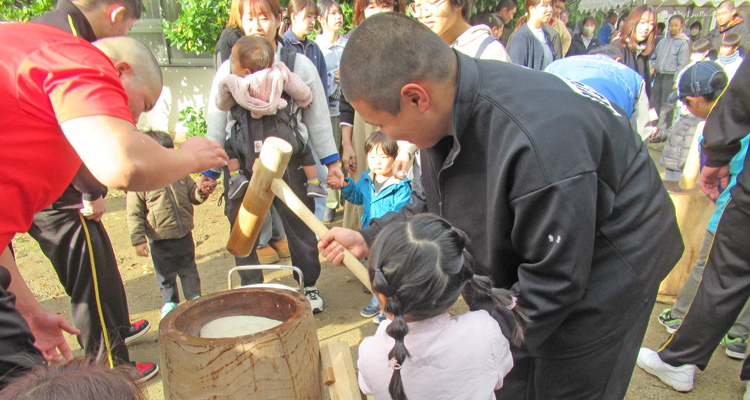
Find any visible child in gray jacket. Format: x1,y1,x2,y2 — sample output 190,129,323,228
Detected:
127,130,210,318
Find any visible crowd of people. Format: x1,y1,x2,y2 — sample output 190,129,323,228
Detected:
1,0,750,398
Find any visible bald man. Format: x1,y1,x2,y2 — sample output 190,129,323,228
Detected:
25,0,162,382
708,0,749,57
0,23,226,388
320,14,682,398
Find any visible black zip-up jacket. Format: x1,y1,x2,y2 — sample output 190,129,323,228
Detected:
31,0,108,209
362,52,684,357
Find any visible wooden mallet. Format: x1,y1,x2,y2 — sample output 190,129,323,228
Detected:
227,137,371,291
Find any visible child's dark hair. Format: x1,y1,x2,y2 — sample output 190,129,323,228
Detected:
142,130,174,149
364,131,399,158
692,38,710,53
232,36,275,73
0,357,143,400
668,14,684,25
722,32,741,49
367,214,529,400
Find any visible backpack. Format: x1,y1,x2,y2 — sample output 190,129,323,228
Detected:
227,45,307,178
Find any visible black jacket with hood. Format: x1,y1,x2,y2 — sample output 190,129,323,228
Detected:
362,52,684,358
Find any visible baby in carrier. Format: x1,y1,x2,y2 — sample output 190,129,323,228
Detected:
216,35,325,199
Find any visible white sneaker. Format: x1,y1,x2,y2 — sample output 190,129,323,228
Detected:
744,381,750,400
636,348,695,392
305,287,323,314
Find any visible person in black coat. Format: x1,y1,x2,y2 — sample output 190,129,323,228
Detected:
610,5,657,97
322,13,683,399
567,15,602,56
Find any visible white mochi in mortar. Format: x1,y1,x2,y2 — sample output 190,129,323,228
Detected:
199,315,282,338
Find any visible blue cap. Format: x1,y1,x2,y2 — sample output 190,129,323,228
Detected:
668,61,727,104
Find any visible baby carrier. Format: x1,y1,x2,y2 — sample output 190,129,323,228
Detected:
226,46,308,178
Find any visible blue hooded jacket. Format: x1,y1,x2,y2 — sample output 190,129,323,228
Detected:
341,171,412,229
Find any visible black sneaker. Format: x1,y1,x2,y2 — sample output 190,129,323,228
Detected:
124,319,150,344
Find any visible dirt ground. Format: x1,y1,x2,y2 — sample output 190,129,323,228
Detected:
11,145,747,400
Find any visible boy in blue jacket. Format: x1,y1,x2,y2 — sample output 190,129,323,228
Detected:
342,131,412,323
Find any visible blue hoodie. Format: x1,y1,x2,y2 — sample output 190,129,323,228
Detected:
342,171,412,229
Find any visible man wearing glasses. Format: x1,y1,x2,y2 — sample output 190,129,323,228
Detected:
708,0,748,58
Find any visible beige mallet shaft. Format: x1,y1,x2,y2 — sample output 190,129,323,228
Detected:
227,137,293,258
271,178,372,291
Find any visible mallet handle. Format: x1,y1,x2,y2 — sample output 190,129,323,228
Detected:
227,138,293,258
271,178,372,291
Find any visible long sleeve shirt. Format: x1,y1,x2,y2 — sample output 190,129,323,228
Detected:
358,311,512,400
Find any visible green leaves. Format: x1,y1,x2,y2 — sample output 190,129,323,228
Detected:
179,106,208,138
0,0,54,22
162,0,231,55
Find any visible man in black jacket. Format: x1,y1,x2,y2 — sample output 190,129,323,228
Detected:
320,13,683,399
637,57,750,395
27,0,156,382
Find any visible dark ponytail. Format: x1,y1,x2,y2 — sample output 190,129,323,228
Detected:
450,227,529,347
385,297,410,400
468,274,529,347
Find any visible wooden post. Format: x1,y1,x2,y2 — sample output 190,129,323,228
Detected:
271,178,372,291
320,340,365,400
227,138,292,258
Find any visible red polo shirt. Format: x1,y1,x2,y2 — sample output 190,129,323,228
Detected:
0,22,134,249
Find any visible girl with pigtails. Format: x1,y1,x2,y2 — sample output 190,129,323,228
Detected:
357,214,528,400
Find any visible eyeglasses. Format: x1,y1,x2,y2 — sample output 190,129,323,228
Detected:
407,0,447,17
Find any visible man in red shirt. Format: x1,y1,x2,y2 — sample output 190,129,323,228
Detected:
28,0,158,379
0,23,227,388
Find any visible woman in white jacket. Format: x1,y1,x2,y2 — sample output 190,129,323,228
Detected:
201,0,344,313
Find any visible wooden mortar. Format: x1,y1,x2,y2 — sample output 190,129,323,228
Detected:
159,288,323,399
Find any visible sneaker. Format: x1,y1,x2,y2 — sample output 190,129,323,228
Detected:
360,296,381,318
227,171,249,200
322,207,336,223
744,381,750,400
134,362,159,384
305,182,328,198
256,245,279,264
305,287,323,314
124,319,150,344
161,302,178,319
658,308,683,334
269,238,291,258
721,334,748,359
373,313,387,324
636,348,695,392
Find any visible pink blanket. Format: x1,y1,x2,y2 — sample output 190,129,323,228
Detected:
216,62,313,118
